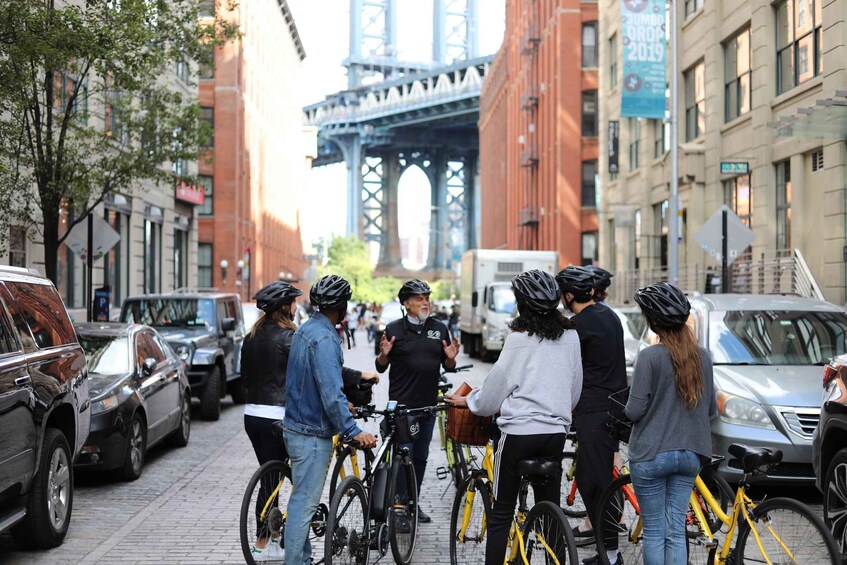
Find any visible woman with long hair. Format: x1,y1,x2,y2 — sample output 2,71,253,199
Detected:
625,282,716,565
445,269,583,565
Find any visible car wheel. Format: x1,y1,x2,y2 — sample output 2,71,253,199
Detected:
119,412,146,481
824,447,847,556
168,392,191,448
200,365,221,421
230,378,247,404
10,428,73,548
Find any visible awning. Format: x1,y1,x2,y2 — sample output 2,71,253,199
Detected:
769,90,847,140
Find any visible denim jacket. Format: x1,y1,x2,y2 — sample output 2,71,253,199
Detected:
283,312,363,440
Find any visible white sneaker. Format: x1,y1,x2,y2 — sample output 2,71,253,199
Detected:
251,542,284,562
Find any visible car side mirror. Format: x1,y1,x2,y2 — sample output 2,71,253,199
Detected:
221,317,236,333
142,357,156,377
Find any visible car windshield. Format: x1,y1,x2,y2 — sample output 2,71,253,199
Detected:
615,309,645,341
242,304,262,332
78,335,131,375
381,302,403,323
709,310,847,365
489,286,516,314
121,298,215,328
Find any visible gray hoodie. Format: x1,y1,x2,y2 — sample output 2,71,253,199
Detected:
466,330,583,435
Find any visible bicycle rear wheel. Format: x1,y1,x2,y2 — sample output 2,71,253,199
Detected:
240,460,291,565
735,497,840,564
594,474,640,565
521,501,579,564
389,456,418,564
325,476,369,565
450,475,492,564
560,449,587,519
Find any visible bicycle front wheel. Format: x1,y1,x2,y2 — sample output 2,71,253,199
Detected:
325,476,369,565
449,440,470,488
330,446,372,501
521,501,579,564
449,475,492,564
389,456,418,564
240,460,291,565
735,497,840,564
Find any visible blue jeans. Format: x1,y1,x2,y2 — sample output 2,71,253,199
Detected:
395,413,436,502
283,429,333,565
630,450,700,565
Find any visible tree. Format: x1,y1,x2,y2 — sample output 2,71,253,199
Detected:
318,236,403,304
0,0,238,283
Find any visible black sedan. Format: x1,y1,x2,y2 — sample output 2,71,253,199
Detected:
74,323,191,480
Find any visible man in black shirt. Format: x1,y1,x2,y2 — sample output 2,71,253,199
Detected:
557,266,627,565
376,279,460,522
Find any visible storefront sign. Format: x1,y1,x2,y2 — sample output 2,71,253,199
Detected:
720,161,749,175
608,121,619,174
620,0,667,119
176,182,206,206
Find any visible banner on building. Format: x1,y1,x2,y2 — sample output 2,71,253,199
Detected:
620,0,667,119
608,121,619,174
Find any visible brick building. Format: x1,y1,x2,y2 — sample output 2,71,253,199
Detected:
479,0,600,267
197,0,311,298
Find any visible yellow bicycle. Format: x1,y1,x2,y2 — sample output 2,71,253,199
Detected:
594,444,840,564
449,442,579,564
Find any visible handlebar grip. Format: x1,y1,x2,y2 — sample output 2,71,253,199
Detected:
455,364,473,371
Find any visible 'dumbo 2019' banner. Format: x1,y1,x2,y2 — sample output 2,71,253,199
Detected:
620,0,666,119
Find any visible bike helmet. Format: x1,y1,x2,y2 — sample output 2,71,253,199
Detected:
585,265,613,291
254,281,303,313
555,266,596,301
633,282,690,330
309,275,352,310
398,279,432,303
511,269,561,313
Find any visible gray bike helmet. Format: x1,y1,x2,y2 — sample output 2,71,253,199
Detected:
555,266,596,301
310,275,352,310
585,265,613,292
512,269,561,314
254,281,303,313
633,282,690,330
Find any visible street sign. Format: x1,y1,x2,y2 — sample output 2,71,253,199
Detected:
65,213,121,263
694,206,754,266
720,161,749,175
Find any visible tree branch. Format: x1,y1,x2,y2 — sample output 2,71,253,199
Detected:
56,189,109,245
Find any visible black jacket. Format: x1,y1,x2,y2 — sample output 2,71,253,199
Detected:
241,322,363,407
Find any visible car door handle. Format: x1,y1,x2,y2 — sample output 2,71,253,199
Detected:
14,375,32,387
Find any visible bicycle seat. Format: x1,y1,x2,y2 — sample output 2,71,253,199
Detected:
727,444,783,473
517,458,559,479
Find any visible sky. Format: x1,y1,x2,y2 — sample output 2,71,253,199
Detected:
288,0,505,262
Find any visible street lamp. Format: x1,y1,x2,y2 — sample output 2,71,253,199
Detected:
220,259,229,283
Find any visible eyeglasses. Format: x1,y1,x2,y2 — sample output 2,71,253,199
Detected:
409,295,430,304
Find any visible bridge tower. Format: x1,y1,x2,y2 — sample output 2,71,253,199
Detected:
336,0,480,276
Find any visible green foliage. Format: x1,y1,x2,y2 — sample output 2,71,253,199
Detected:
0,0,239,282
317,236,402,305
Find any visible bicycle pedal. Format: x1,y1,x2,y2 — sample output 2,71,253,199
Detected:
436,466,448,480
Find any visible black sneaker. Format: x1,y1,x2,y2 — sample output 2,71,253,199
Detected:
417,508,432,523
582,552,623,565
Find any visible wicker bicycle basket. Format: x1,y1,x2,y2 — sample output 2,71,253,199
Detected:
446,382,493,446
607,387,633,444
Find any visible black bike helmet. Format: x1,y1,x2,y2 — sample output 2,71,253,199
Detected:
555,266,596,301
254,281,303,313
309,275,352,310
511,269,561,314
633,282,690,330
398,279,432,303
585,265,613,291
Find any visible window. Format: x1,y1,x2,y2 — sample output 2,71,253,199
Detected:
811,149,824,171
581,231,598,266
105,72,124,141
581,160,598,207
776,161,791,250
634,209,642,269
6,282,77,349
629,118,641,170
200,106,214,149
0,304,19,354
54,71,88,122
685,0,703,16
198,243,213,288
103,208,130,305
197,175,214,215
582,22,598,68
724,174,753,226
654,200,669,267
9,226,26,268
777,0,822,94
582,90,598,137
199,43,214,79
172,128,187,177
174,228,188,289
653,119,668,158
609,34,618,89
176,54,189,83
143,219,162,293
685,62,705,141
725,27,751,121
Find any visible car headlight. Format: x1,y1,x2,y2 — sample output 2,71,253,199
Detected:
92,393,120,414
716,391,775,429
175,344,191,361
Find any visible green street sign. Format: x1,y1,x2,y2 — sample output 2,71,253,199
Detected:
720,161,749,175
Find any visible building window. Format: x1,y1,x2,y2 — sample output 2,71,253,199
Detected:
685,0,703,16
581,160,598,207
582,22,598,68
581,231,599,266
685,61,705,141
777,0,822,94
629,118,641,170
724,174,753,227
201,106,214,149
175,54,189,83
582,90,598,137
174,228,189,289
653,119,668,158
654,199,669,267
9,226,26,268
634,209,642,269
199,43,214,79
197,175,214,216
609,34,618,90
105,73,124,142
198,243,213,288
55,71,88,122
776,161,791,250
143,219,162,293
725,27,751,121
103,209,130,306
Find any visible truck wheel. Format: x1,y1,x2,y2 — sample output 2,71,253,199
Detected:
200,365,222,421
229,378,247,404
11,428,73,548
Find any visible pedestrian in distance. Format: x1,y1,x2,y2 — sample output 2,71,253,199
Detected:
625,282,716,565
585,265,614,302
283,275,378,565
556,265,627,565
375,278,460,524
445,269,583,565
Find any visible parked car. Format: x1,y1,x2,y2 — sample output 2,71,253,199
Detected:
641,293,847,484
74,322,191,481
0,266,89,548
813,353,847,555
609,303,645,382
120,292,245,421
373,300,403,355
241,302,262,334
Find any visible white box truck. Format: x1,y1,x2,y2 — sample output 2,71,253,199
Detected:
459,249,559,361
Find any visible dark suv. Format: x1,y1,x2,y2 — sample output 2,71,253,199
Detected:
0,266,89,548
120,292,245,420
